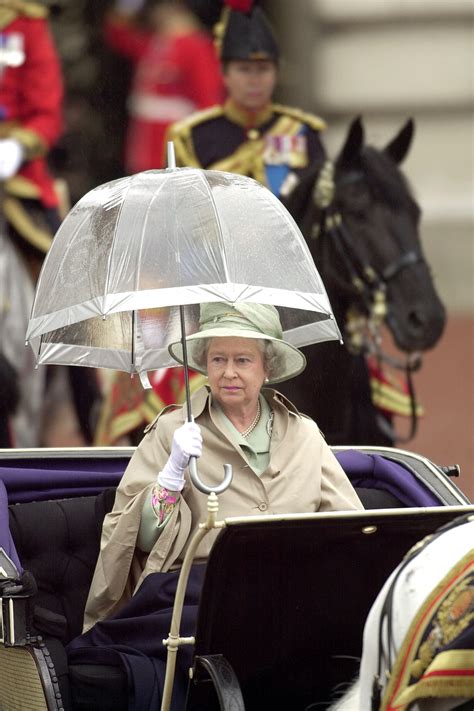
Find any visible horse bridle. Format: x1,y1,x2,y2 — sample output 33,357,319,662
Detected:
313,161,424,442
315,164,424,322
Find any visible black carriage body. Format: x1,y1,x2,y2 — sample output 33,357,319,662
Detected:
0,446,471,711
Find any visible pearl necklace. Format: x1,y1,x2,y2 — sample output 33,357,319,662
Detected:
240,399,261,438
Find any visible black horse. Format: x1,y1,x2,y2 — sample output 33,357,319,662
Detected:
279,117,446,446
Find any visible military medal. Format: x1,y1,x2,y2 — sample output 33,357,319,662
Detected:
263,133,308,167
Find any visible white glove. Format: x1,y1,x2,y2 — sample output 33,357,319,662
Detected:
0,139,24,180
157,421,202,492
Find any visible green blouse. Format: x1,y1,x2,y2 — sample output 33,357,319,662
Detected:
212,394,272,475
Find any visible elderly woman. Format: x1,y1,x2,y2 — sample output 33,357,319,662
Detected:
68,302,362,710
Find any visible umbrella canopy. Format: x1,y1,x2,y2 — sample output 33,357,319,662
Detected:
26,168,341,376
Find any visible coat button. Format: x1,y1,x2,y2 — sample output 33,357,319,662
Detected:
258,502,268,512
247,129,259,140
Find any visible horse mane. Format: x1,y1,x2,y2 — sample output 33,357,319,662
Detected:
359,146,420,219
285,141,420,224
326,678,360,711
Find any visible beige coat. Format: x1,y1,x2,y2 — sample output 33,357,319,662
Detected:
83,386,362,631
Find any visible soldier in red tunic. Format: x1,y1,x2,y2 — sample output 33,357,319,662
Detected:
0,1,100,447
0,0,63,237
104,0,224,173
0,0,64,447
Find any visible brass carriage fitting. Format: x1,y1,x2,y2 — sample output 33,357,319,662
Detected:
362,525,378,534
162,635,195,649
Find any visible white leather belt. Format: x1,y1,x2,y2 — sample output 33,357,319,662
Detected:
127,93,197,121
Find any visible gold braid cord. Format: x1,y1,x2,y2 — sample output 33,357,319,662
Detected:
212,6,230,57
210,115,306,186
381,551,474,710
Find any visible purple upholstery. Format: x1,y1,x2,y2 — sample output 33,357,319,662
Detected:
1,450,441,507
0,478,23,574
1,458,127,504
335,450,441,507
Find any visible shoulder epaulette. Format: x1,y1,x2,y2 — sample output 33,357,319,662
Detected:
169,105,224,136
167,105,225,167
272,104,327,132
22,1,48,18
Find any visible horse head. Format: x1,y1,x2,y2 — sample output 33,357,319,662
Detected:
287,117,446,355
331,116,446,353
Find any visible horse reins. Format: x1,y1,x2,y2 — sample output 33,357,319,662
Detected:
312,161,424,443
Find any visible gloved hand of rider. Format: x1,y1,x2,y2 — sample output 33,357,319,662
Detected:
0,139,24,180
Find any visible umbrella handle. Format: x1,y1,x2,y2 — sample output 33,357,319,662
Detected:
188,457,233,495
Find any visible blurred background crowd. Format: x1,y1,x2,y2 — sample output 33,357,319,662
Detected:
0,0,472,499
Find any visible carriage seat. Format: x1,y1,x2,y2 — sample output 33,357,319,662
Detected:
0,448,463,711
4,487,119,710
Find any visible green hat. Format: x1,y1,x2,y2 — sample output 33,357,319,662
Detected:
168,302,306,384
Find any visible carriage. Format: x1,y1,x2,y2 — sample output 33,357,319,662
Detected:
0,443,472,711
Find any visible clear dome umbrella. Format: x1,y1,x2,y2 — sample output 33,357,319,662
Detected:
26,154,341,492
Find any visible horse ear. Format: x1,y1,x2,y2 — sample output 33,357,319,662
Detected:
336,116,364,168
384,119,415,164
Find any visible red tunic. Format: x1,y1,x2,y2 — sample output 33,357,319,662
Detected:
94,367,207,446
104,16,223,172
0,15,63,207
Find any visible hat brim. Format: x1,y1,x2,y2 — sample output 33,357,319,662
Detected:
168,328,306,384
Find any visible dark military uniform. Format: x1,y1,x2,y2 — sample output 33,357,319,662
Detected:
167,98,327,198
167,3,327,196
